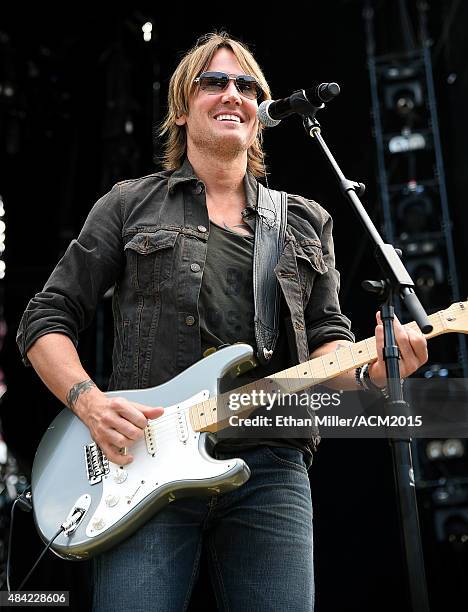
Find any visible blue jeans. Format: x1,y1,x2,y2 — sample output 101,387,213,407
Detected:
92,446,314,611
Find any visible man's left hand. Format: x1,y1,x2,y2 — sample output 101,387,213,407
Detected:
368,311,428,387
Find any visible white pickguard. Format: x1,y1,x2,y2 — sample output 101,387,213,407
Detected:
85,390,233,538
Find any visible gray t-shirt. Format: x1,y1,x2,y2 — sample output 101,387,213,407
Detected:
198,222,313,466
199,222,255,352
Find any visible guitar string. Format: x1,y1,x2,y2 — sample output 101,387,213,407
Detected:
119,334,398,433
103,313,451,458
120,341,417,447
139,384,295,436
135,355,350,430
114,316,447,446
110,409,252,454
112,393,326,452
121,315,446,448
114,313,442,434
113,349,372,441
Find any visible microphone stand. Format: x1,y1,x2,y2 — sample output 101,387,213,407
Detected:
297,99,431,611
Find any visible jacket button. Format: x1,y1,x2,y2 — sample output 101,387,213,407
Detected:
185,315,196,326
190,263,201,272
197,225,207,233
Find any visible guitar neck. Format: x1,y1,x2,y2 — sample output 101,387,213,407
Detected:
188,305,462,433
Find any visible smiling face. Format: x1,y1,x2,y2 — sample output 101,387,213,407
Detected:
175,47,260,165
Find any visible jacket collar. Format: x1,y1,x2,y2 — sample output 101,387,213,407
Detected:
167,157,200,193
168,157,260,211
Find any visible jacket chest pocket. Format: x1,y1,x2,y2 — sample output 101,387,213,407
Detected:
295,239,328,303
124,229,178,294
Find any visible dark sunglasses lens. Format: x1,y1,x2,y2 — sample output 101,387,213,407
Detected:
197,72,261,100
198,73,229,92
236,76,260,99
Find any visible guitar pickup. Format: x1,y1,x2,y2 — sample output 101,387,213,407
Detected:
176,412,188,443
145,426,157,456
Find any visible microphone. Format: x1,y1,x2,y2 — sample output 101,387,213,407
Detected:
257,82,340,127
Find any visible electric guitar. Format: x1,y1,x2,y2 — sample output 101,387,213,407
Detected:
31,301,468,560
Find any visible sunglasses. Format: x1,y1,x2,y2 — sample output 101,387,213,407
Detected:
194,71,263,101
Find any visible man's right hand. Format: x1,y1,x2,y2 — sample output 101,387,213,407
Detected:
75,392,164,465
25,336,164,465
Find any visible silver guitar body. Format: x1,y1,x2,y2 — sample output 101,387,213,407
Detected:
31,344,253,560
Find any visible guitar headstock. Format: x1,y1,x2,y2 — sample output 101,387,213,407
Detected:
439,300,468,334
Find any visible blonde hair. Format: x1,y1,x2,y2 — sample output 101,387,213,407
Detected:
158,32,271,177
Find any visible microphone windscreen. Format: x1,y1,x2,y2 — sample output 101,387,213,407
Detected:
257,101,281,127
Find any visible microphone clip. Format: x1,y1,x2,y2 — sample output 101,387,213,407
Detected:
289,90,323,116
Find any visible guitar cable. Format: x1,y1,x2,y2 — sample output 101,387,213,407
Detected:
3,489,83,592
4,488,31,592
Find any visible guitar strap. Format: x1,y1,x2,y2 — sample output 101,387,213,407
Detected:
253,182,288,365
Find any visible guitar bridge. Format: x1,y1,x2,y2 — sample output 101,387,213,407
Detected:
84,442,110,484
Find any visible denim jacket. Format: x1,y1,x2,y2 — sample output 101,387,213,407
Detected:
17,158,354,396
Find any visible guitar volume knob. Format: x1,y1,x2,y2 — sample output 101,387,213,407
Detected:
105,494,120,507
91,516,106,531
113,468,128,484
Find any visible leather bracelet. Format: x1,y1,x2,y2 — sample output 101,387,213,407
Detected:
355,364,390,399
355,366,364,389
363,363,390,399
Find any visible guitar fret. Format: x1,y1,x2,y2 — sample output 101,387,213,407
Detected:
298,360,313,380
210,399,217,424
351,344,357,367
352,341,368,366
202,400,212,427
302,358,324,386
357,343,365,361
203,400,211,426
281,369,292,393
277,368,290,393
347,345,356,369
364,338,371,360
437,310,446,333
349,344,357,366
320,355,327,378
335,351,342,371
218,392,232,423
297,363,312,390
301,369,313,390
287,365,303,394
321,354,340,378
334,346,355,372
287,367,300,392
309,358,325,382
268,374,288,396
275,375,289,392
190,405,201,431
197,402,206,428
207,398,217,427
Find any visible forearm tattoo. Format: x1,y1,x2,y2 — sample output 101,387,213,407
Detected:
66,379,96,411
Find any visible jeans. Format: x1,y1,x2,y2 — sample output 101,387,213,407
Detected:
92,446,314,612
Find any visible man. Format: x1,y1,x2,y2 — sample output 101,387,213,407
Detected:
17,32,427,611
